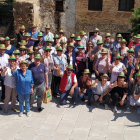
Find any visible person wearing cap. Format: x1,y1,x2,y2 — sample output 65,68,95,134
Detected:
0,44,10,102
13,49,20,67
34,32,46,49
92,40,110,68
57,65,78,105
103,33,113,50
109,53,127,83
28,24,40,45
70,34,76,44
128,34,140,48
122,48,135,95
110,72,128,113
58,30,67,43
89,28,102,48
53,46,68,97
92,74,111,109
110,34,122,63
26,49,35,64
4,36,15,56
29,54,48,112
1,55,19,113
86,42,94,74
129,69,140,114
78,69,93,106
94,49,111,80
60,39,67,53
65,43,76,73
13,60,34,117
19,45,29,61
43,24,54,41
52,34,60,48
16,24,25,48
79,31,89,50
119,39,129,60
42,46,54,89
76,45,86,79
23,32,33,50
74,36,81,52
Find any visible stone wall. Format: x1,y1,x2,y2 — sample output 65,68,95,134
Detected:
75,0,140,38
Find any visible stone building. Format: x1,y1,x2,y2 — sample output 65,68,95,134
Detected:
13,0,140,41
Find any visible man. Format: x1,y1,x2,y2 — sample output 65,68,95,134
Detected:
58,65,78,105
103,33,113,50
52,34,60,48
43,25,54,41
79,31,89,51
0,44,9,103
128,34,140,48
23,32,33,50
74,36,81,52
29,54,48,112
28,24,40,45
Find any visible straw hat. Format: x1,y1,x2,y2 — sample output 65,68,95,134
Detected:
24,32,30,37
5,36,10,40
19,40,27,45
100,49,108,54
69,43,74,47
56,46,63,51
13,49,20,54
19,60,29,67
21,25,25,29
118,72,126,78
120,39,127,44
83,69,90,74
44,46,52,51
79,31,86,35
70,34,75,38
75,36,81,41
37,32,43,36
77,45,84,49
100,73,109,80
45,24,50,29
54,34,60,39
113,53,121,60
8,55,16,61
116,34,122,38
0,44,5,49
67,65,74,70
97,40,103,44
34,54,42,59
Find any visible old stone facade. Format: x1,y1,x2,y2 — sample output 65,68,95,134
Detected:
13,0,140,40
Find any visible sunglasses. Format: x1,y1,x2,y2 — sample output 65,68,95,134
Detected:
15,54,19,55
20,50,25,51
57,50,63,52
94,32,98,33
29,53,34,55
46,50,51,52
88,46,92,47
128,52,134,54
116,58,121,60
67,69,73,71
118,76,124,79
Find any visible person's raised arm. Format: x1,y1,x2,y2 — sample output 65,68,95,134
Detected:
129,68,135,84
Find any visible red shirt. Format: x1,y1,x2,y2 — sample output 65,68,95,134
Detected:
128,41,140,48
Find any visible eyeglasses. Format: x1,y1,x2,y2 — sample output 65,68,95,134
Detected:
57,50,63,52
46,50,51,52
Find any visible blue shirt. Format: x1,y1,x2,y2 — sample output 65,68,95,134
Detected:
28,30,40,45
13,69,34,94
110,40,121,54
5,45,15,56
74,43,79,52
28,63,47,85
134,45,140,58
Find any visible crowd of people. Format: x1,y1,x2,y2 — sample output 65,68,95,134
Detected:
0,24,140,117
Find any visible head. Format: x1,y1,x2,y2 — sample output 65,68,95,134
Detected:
83,73,90,79
137,75,140,83
93,31,99,37
46,41,53,47
24,36,30,41
97,43,103,50
0,49,5,55
120,42,126,47
115,57,121,64
101,52,107,59
14,53,20,59
101,76,108,83
78,48,84,53
54,38,59,43
29,53,34,59
32,26,37,32
118,76,125,83
38,36,43,41
68,46,74,52
20,28,25,33
20,49,26,56
70,37,75,42
9,59,16,67
20,63,28,72
45,49,51,56
87,44,93,52
116,37,122,43
45,28,50,34
135,37,140,44
66,67,73,76
57,50,63,56
59,32,64,37
127,51,134,58
35,58,41,65
76,40,81,45
5,40,10,46
60,43,65,48
105,36,110,42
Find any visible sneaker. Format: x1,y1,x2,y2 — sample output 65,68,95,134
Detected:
19,112,23,117
87,101,91,106
4,109,8,113
12,108,17,112
73,102,77,107
113,106,117,113
105,104,108,110
26,112,30,117
38,107,42,112
137,107,140,114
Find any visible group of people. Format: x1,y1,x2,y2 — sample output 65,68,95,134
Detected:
0,24,140,117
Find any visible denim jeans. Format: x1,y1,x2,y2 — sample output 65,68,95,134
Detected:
85,89,93,101
18,93,30,112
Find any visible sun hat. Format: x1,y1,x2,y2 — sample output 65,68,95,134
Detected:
19,60,29,67
46,39,53,42
87,42,93,45
8,55,16,61
79,31,86,35
113,53,121,59
116,34,122,38
67,64,74,70
13,49,20,54
56,46,63,51
100,49,108,54
45,24,50,29
135,34,140,39
136,71,140,77
0,44,6,49
105,33,111,37
120,39,127,44
83,69,90,74
69,43,74,47
20,45,26,50
19,40,27,45
77,45,84,49
70,34,75,38
44,46,52,51
94,28,99,32
5,36,10,40
32,24,37,27
59,30,64,33
34,54,42,59
100,73,109,80
54,34,60,39
21,25,25,29
24,32,30,37
118,72,125,78
37,32,43,36
60,39,66,44
97,40,103,44
28,49,34,54
75,36,81,40
127,48,134,54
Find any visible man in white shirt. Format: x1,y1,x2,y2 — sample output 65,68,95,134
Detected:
58,65,79,106
43,25,54,41
0,44,10,102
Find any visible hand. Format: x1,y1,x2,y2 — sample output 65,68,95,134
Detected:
42,54,46,60
99,96,103,102
105,57,109,64
121,56,124,60
123,82,128,88
89,53,94,60
30,87,34,94
46,84,48,90
131,68,135,74
120,100,124,106
3,66,7,72
95,79,99,83
69,87,74,95
79,92,83,96
134,94,139,100
113,81,118,87
110,37,114,43
112,61,115,68
86,79,91,85
39,43,43,49
95,70,99,76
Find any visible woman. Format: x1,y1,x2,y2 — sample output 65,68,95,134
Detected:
70,34,76,44
76,45,86,79
109,53,127,83
26,49,35,64
78,69,93,106
86,42,94,74
60,39,67,53
23,32,33,50
122,48,135,95
92,74,111,109
129,69,140,114
2,55,19,113
4,36,15,56
13,49,20,67
94,49,110,80
110,72,128,113
58,30,67,43
42,46,54,89
13,60,34,117
90,28,102,48
65,43,76,73
119,39,129,60
53,46,68,97
52,34,60,48
19,46,29,62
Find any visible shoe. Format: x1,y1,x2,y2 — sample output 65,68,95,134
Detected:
73,102,77,107
12,108,17,112
105,104,108,110
127,107,130,112
113,106,117,113
137,107,140,114
81,96,85,102
4,109,8,113
87,101,91,106
19,112,23,117
26,112,30,117
38,107,42,112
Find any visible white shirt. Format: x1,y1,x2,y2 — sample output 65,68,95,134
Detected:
3,66,19,88
111,62,125,83
80,36,89,50
39,47,56,56
94,81,110,95
65,75,77,91
0,53,9,69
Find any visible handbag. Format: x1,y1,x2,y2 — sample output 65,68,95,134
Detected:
43,89,52,104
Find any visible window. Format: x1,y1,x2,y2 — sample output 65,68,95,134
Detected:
55,1,64,12
118,0,134,11
88,0,102,11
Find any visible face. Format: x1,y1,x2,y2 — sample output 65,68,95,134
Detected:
128,52,133,57
88,45,92,51
68,46,73,51
61,43,65,48
32,27,37,32
101,77,108,83
35,58,41,65
76,40,81,45
15,54,19,59
9,59,16,67
106,36,110,41
97,44,103,50
115,58,121,62
38,36,43,41
29,53,34,58
78,48,84,53
45,50,51,56
20,63,28,71
5,40,10,45
94,31,98,36
24,36,29,41
83,73,89,78
121,42,125,46
117,37,122,42
67,68,73,76
20,29,25,33
59,33,63,37
55,38,59,43
137,76,140,82
0,49,5,55
70,38,75,41
20,49,25,55
45,28,50,33
57,50,63,56
101,53,107,58
46,42,52,46
118,77,125,82
135,38,140,43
